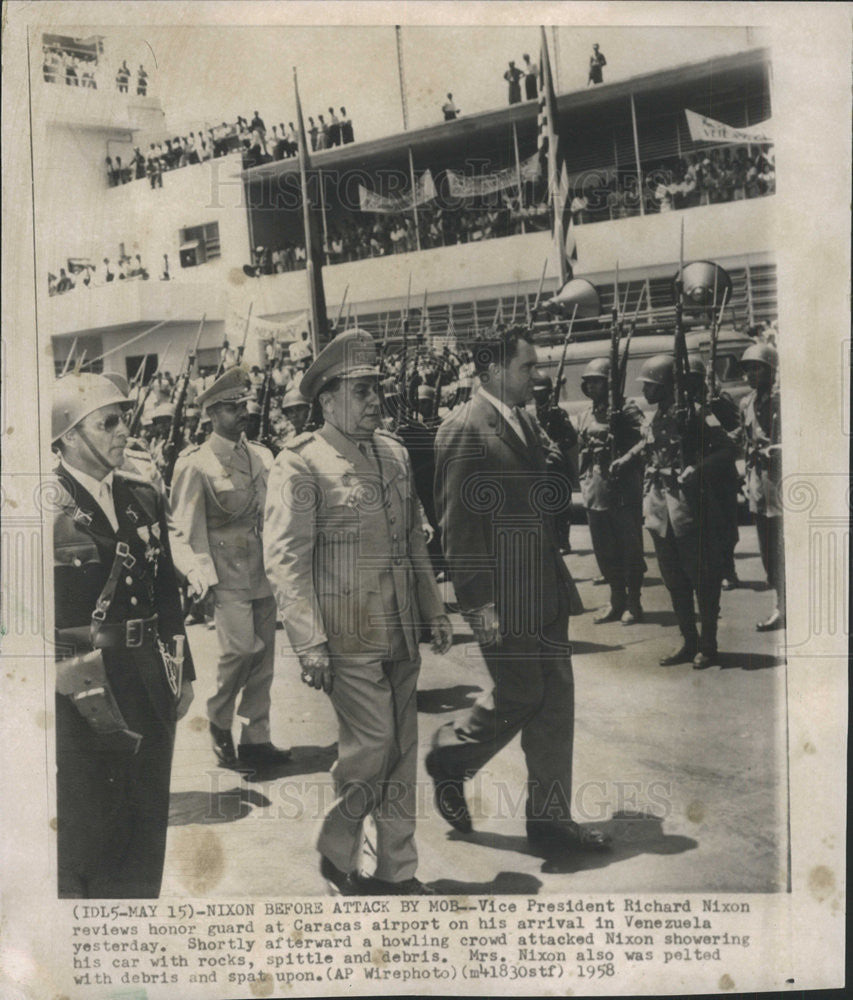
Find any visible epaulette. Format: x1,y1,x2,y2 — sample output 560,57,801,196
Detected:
177,442,202,458
284,431,315,451
114,467,151,485
375,427,404,444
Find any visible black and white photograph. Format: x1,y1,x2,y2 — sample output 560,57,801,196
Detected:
1,3,848,997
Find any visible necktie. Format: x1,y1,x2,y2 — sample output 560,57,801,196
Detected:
100,481,119,532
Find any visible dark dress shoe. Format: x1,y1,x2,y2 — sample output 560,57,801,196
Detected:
693,649,718,669
210,723,240,769
527,820,612,855
356,874,436,896
425,752,472,834
593,604,624,624
621,604,644,625
756,610,785,632
659,641,698,666
320,855,361,896
238,742,293,766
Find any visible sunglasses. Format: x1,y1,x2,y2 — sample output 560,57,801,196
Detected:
93,412,128,433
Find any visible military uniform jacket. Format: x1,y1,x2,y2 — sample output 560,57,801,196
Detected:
434,392,580,634
53,464,195,705
264,423,444,661
170,433,273,597
740,387,782,517
576,399,645,510
642,402,735,538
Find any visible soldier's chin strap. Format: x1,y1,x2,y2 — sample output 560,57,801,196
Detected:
76,426,116,476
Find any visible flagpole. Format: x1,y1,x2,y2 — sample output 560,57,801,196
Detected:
629,92,645,216
294,67,329,358
318,168,330,265
511,121,526,235
407,147,421,252
395,26,409,131
540,26,568,286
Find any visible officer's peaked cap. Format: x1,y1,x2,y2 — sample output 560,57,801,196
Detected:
300,329,380,401
197,366,253,411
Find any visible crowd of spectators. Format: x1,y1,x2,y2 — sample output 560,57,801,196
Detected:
103,106,358,190
47,251,172,297
42,45,148,95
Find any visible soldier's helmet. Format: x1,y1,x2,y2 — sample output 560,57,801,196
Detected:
581,357,611,381
740,342,779,371
687,354,707,377
102,371,131,395
52,372,131,442
637,354,675,386
152,402,175,421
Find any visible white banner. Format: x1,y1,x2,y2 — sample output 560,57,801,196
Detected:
685,109,773,145
358,169,436,213
446,152,540,198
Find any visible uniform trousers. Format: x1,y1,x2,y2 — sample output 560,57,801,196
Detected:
319,654,420,883
586,505,646,607
56,646,175,898
210,591,276,744
755,513,786,614
431,589,575,826
651,525,722,653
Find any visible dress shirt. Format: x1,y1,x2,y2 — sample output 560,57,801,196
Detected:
478,387,527,445
60,458,119,531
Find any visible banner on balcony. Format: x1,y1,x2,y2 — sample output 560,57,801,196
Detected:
446,153,541,198
225,305,309,368
358,170,436,213
685,109,773,145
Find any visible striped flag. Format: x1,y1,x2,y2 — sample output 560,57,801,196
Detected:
538,26,574,282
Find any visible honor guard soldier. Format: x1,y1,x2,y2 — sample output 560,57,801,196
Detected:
280,382,311,439
629,355,736,668
686,354,742,590
531,375,578,554
264,330,452,895
739,343,785,631
169,366,292,771
51,373,195,897
576,358,647,624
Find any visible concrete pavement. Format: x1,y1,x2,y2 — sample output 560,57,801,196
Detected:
162,524,787,898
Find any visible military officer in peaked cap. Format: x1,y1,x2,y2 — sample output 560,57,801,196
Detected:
264,329,452,895
169,366,292,772
51,373,195,897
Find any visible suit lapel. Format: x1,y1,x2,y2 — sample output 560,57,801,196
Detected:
475,393,535,464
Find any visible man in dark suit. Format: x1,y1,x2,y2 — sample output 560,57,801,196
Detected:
52,373,195,897
427,327,610,857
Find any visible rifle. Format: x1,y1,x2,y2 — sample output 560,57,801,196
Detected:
618,283,644,400
673,220,691,470
333,284,349,332
396,276,412,427
236,302,253,365
529,258,548,327
551,303,578,410
608,267,623,466
258,342,280,449
708,285,729,400
162,315,205,487
378,313,391,373
60,337,78,378
128,341,172,436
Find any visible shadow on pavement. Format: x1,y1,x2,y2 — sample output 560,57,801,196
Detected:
719,651,785,671
169,786,272,826
541,811,698,874
429,870,544,896
241,743,339,782
570,639,625,655
418,684,482,714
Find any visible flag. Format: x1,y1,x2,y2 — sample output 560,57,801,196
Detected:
538,26,573,283
294,69,330,351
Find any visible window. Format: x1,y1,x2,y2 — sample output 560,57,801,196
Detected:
178,222,221,267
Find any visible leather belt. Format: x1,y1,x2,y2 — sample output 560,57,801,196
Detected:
92,615,159,650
